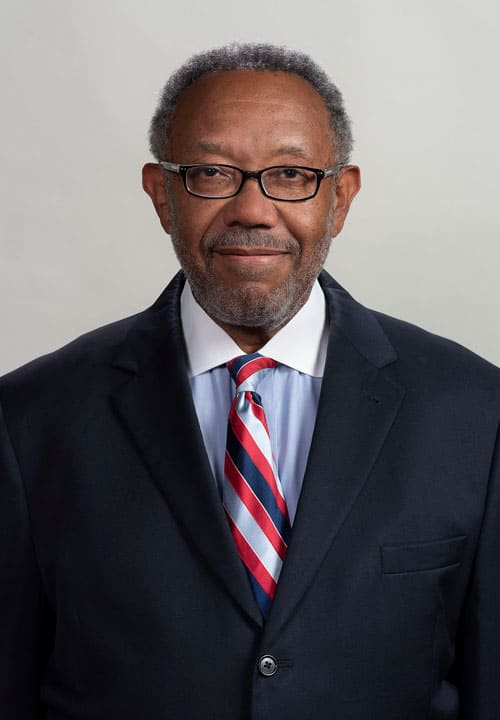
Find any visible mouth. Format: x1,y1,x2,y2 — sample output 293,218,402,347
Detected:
211,247,292,277
215,247,289,256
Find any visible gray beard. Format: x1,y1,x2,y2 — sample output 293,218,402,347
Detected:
169,217,333,332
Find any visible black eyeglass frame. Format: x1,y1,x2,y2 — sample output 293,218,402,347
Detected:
159,161,344,201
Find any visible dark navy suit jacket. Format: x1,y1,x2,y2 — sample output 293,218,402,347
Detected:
1,271,499,719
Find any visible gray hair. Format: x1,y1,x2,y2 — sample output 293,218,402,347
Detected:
149,43,353,164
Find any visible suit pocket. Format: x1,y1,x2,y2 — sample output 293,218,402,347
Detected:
381,535,467,574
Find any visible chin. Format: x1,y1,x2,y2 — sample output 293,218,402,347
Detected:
193,277,312,331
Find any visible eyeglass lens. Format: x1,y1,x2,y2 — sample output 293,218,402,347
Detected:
185,165,318,199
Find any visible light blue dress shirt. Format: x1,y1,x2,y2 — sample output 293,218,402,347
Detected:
181,281,329,524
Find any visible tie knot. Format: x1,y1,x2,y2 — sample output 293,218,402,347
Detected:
228,353,277,390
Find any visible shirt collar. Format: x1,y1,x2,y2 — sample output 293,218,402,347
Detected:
181,279,329,378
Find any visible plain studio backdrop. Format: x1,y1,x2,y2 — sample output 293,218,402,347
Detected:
1,0,499,374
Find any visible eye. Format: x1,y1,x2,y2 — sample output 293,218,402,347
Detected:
185,165,239,196
265,167,311,184
197,165,223,177
189,165,237,181
281,168,303,179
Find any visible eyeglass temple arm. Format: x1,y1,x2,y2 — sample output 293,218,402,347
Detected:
323,163,345,177
159,161,181,173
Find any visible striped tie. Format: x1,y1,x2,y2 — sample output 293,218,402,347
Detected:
223,353,290,617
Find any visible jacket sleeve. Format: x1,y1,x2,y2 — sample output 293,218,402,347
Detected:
0,402,44,718
459,423,500,719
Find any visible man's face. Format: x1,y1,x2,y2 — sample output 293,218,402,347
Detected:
143,70,360,332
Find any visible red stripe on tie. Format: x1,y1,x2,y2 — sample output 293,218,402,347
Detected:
236,357,276,385
224,451,288,560
225,512,277,600
248,395,288,517
229,403,288,519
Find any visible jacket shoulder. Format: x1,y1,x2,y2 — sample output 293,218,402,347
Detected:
320,271,499,395
372,309,500,402
0,313,141,412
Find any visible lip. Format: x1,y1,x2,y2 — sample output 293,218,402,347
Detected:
211,247,292,277
214,247,289,256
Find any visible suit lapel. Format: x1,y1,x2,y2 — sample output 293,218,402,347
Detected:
108,271,405,633
264,275,405,642
109,274,263,628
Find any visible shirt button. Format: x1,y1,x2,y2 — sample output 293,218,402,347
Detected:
258,654,278,677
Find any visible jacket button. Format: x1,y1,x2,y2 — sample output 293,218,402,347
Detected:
258,654,278,677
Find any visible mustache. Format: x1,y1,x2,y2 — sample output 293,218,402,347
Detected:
205,231,300,254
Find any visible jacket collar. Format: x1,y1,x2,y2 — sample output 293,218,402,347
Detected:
111,270,398,374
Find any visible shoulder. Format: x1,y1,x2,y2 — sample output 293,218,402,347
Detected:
2,312,137,381
0,313,141,428
0,276,183,430
0,273,184,416
373,309,499,399
319,271,500,408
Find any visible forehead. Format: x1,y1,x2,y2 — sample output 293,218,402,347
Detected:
167,70,333,161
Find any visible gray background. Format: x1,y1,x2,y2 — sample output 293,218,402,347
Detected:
1,0,499,374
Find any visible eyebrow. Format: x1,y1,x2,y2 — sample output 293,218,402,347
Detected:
194,141,313,163
273,145,312,162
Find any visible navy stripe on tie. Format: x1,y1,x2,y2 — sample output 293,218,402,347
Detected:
248,574,273,617
229,353,262,378
226,424,290,546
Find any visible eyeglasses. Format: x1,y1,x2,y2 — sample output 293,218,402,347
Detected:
159,161,344,202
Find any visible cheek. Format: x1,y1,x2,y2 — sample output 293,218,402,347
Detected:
171,196,226,243
284,201,333,246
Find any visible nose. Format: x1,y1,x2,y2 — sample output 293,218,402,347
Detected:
221,176,279,229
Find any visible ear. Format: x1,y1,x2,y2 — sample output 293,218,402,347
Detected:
142,163,171,234
331,165,361,238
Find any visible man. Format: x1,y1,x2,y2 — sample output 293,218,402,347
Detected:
0,43,499,720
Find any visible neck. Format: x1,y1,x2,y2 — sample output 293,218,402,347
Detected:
216,321,280,353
